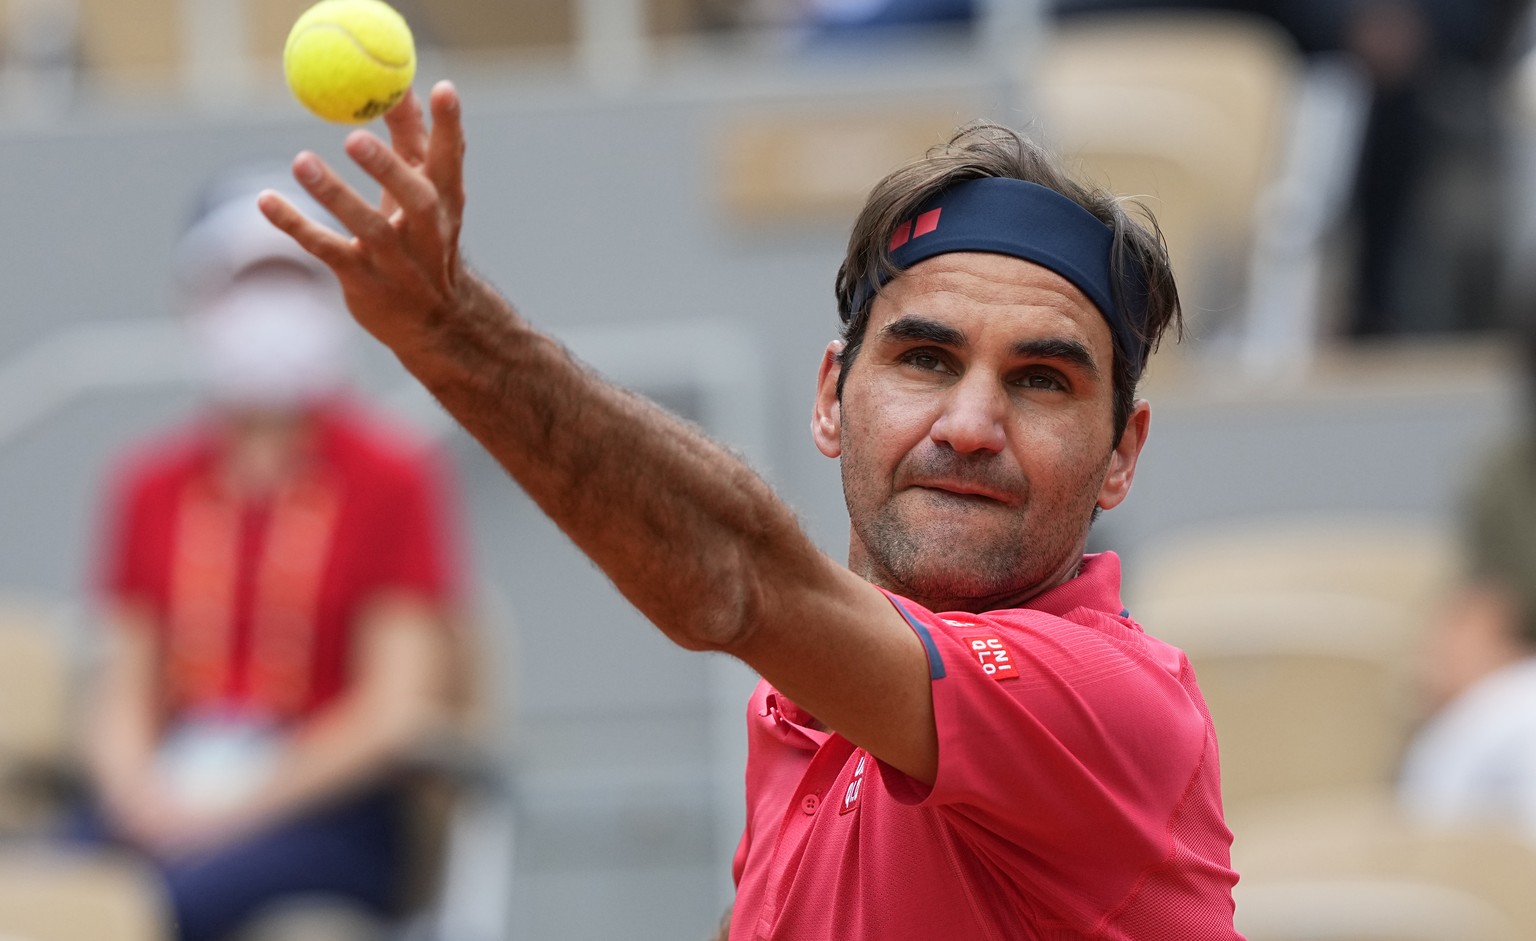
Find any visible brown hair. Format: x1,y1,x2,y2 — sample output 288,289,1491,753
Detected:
833,121,1182,440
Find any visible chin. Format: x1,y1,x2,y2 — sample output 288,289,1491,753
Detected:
857,503,1080,606
872,526,1081,608
884,547,1037,608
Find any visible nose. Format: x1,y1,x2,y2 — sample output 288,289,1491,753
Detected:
930,374,1007,455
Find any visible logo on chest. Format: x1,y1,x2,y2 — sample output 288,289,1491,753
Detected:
840,751,869,815
964,635,1018,680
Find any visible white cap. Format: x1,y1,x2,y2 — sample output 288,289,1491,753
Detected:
172,165,336,307
176,165,352,410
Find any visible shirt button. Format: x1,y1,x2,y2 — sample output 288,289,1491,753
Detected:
801,794,819,815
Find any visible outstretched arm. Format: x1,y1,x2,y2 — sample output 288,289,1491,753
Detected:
259,83,938,784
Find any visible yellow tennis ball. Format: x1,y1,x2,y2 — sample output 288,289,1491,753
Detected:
284,0,416,125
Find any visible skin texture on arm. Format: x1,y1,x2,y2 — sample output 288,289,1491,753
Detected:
83,603,170,848
258,83,942,784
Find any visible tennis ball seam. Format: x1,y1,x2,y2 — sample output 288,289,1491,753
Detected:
287,22,412,70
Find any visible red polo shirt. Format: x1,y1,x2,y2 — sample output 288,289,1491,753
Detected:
731,553,1241,940
97,400,462,721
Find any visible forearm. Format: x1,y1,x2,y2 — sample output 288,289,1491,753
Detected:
264,87,940,787
242,611,448,826
243,689,437,824
84,613,164,808
265,97,836,655
85,702,159,808
398,272,828,651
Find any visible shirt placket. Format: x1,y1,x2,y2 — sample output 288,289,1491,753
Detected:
754,730,856,940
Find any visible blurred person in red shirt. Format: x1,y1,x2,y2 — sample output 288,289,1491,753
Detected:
78,167,466,941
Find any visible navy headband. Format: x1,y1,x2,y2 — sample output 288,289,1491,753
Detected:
848,177,1150,370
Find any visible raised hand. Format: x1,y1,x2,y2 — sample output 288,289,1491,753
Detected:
258,80,469,357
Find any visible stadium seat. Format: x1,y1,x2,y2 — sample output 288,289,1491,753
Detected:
1124,515,1456,631
1033,11,1337,360
1236,877,1524,941
1232,791,1536,941
0,589,513,941
0,597,80,836
389,606,519,941
0,847,172,941
712,105,983,226
1131,590,1418,811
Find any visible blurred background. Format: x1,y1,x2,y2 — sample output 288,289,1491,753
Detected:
1,0,1534,939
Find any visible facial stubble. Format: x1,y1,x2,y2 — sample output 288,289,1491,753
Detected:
843,440,1112,612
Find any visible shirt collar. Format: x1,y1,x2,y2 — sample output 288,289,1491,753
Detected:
1016,551,1125,619
891,551,1128,620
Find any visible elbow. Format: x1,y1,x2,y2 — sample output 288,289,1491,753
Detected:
672,591,763,655
670,548,774,656
650,494,816,656
368,688,453,763
396,695,453,751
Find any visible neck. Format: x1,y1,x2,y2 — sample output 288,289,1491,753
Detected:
216,407,318,497
849,541,1087,614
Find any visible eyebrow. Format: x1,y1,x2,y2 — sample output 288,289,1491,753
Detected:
879,315,1101,378
879,315,966,348
1011,337,1101,378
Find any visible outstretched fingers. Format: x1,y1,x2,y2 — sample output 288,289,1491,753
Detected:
343,127,450,274
294,145,399,251
384,88,429,168
257,84,471,349
378,89,428,217
424,81,467,225
256,155,360,272
345,130,435,219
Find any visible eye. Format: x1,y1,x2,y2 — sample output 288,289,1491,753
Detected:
900,349,952,374
1012,369,1068,392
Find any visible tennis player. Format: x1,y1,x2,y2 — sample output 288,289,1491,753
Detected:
261,81,1242,940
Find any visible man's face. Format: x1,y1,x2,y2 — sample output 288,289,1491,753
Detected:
812,251,1149,612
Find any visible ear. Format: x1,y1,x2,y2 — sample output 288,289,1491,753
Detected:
1097,400,1150,511
811,340,845,458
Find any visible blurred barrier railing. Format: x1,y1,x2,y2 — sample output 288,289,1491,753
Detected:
0,320,192,452
1239,55,1371,377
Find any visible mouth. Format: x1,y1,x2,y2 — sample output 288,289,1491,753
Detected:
910,481,1014,505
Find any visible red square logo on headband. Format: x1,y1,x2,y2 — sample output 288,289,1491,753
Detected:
889,221,913,251
912,208,942,238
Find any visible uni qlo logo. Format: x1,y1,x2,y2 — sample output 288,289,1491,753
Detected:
966,635,1017,681
841,751,869,815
